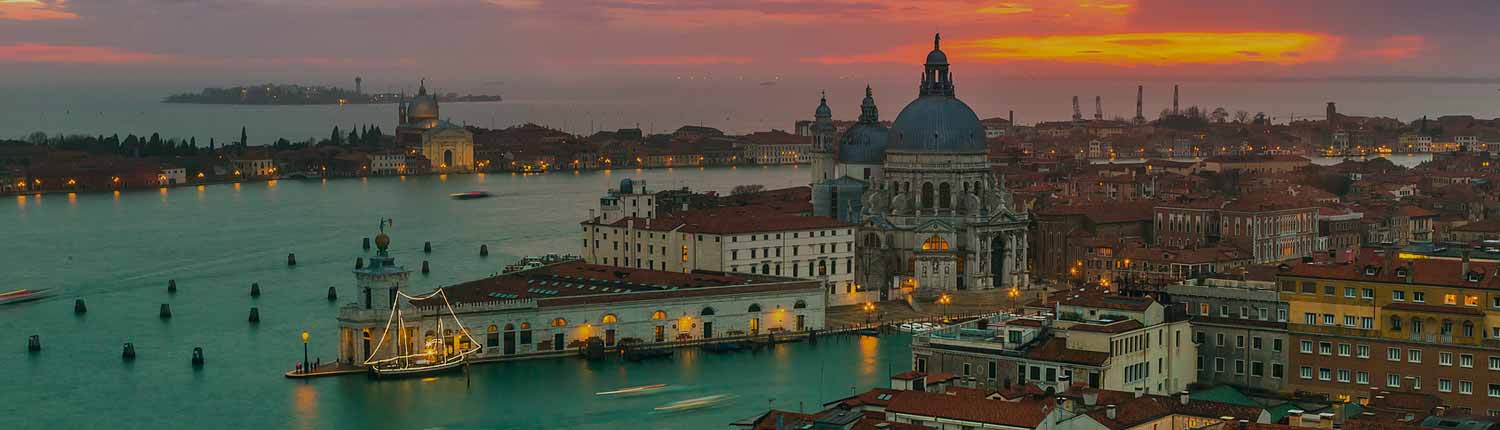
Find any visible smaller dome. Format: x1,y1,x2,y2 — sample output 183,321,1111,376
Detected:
374,233,391,251
814,93,832,119
925,49,948,65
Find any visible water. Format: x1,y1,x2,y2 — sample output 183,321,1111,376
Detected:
1,166,914,430
4,79,1496,142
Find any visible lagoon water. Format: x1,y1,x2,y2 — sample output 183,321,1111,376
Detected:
2,166,916,430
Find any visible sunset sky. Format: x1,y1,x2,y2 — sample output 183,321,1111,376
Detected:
1,0,1496,89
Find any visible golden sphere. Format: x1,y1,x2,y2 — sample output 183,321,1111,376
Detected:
374,233,391,250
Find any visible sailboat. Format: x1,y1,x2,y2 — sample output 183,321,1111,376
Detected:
364,288,481,379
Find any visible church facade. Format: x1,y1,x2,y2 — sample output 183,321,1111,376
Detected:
811,35,1030,302
395,80,474,173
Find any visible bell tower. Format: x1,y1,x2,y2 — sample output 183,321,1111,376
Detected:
809,92,837,184
356,224,409,311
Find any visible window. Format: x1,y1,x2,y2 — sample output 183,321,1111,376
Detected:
1299,366,1312,379
1236,360,1246,375
1216,333,1225,346
1251,361,1264,377
1440,379,1453,392
1323,314,1335,325
1360,317,1374,329
1338,369,1351,383
1408,349,1422,363
1441,352,1453,366
1393,290,1406,301
1356,371,1369,385
1362,288,1375,299
1489,384,1500,398
1272,363,1284,379
1300,340,1314,354
1215,358,1225,373
1413,291,1426,303
1253,337,1264,350
1412,376,1421,390
1461,354,1474,368
1388,348,1401,361
1357,345,1370,358
1344,315,1356,327
1199,303,1210,315
550,318,567,327
1237,335,1246,348
1273,338,1284,352
1466,295,1480,307
1445,294,1458,305
1338,344,1351,357
1319,342,1332,355
1319,368,1332,381
1387,373,1401,388
1303,313,1317,324
1490,356,1500,370
1344,287,1357,298
1460,380,1473,395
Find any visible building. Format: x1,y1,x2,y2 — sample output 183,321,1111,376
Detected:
395,80,442,147
336,232,826,365
911,291,1195,396
1092,244,1253,287
158,167,186,186
369,152,407,175
1278,249,1500,414
808,93,837,184
231,158,276,178
580,181,869,305
1201,155,1311,175
1219,196,1319,264
1126,277,1289,393
741,131,811,165
1035,202,1156,282
421,121,475,172
850,34,1031,300
1318,207,1364,254
1449,219,1500,242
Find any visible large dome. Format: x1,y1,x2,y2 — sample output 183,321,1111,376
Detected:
887,96,985,153
839,123,888,163
885,33,986,154
407,95,439,121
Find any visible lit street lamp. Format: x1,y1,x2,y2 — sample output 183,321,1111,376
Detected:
301,330,310,374
937,293,952,322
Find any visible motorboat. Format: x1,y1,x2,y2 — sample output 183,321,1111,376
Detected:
654,394,733,412
596,384,667,396
0,289,52,305
449,191,494,200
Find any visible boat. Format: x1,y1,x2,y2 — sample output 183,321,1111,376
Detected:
450,191,494,200
857,328,881,337
362,288,482,379
654,394,733,412
596,384,667,396
0,289,52,305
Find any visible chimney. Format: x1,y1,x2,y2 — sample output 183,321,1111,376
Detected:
1288,410,1305,427
1106,404,1117,420
1056,374,1071,394
1238,419,1249,430
1179,391,1190,405
1082,390,1098,406
1134,386,1144,398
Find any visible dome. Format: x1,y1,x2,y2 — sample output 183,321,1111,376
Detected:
407,95,439,121
925,49,948,65
814,93,832,119
839,123,888,164
374,233,390,251
886,95,986,153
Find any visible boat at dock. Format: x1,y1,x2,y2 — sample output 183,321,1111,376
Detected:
595,383,667,396
362,288,481,380
0,289,52,305
449,191,494,200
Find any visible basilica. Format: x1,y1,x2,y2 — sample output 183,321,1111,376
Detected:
395,80,474,173
810,34,1029,301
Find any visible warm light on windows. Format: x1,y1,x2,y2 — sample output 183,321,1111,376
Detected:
651,310,666,320
601,314,618,324
550,318,567,327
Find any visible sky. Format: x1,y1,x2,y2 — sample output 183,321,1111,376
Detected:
1,0,1497,94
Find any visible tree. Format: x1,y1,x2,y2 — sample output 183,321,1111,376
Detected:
240,126,248,147
347,129,359,146
1211,107,1228,123
331,126,343,146
26,131,49,145
1252,112,1268,126
1233,110,1250,124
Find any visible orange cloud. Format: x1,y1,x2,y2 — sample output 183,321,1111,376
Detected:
0,0,75,21
1356,35,1424,60
0,43,169,64
806,32,1339,66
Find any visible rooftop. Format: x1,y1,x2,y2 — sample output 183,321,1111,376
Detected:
422,260,815,307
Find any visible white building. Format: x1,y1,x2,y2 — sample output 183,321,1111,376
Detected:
336,234,825,364
745,142,811,165
159,167,186,186
231,159,276,178
581,180,872,306
369,152,407,175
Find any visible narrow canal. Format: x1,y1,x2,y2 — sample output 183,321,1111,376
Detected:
3,166,913,429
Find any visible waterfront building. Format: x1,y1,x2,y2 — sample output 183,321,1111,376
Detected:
742,130,811,165
581,180,870,305
230,157,276,178
1200,155,1311,175
1125,276,1289,393
395,80,441,147
158,167,186,186
1086,244,1252,287
420,121,474,172
848,34,1031,299
910,291,1195,395
337,232,826,364
368,151,407,175
1278,248,1500,414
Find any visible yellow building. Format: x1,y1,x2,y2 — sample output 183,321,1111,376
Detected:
1278,249,1500,413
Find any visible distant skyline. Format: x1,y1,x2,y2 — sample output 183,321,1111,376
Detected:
2,0,1498,89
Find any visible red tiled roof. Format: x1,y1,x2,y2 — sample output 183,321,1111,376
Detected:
424,260,818,307
1035,201,1155,224
1024,337,1110,366
1281,249,1500,290
827,388,901,409
1086,395,1264,430
1068,319,1145,333
751,410,816,430
595,205,847,235
1059,292,1155,312
885,390,1050,428
851,419,928,430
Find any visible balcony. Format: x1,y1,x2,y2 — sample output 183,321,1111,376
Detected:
1289,324,1377,338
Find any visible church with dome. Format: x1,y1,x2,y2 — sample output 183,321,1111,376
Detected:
396,80,474,173
810,34,1030,301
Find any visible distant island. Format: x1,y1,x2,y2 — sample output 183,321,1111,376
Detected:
163,83,501,105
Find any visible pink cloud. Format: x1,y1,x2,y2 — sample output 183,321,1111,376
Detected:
616,55,754,65
0,0,76,21
0,43,168,64
1355,35,1424,60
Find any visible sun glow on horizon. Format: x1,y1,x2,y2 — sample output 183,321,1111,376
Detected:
807,32,1339,66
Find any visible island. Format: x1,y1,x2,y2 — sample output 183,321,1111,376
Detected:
163,83,501,105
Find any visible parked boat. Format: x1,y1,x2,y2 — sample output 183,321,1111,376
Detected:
857,328,881,337
360,288,481,380
449,191,494,200
0,289,52,305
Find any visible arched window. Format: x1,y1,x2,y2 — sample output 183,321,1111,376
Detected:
1463,320,1475,337
700,307,716,316
921,182,935,208
748,303,762,313
651,310,667,320
794,300,808,309
519,322,531,330
550,318,567,327
762,263,770,274
939,183,951,209
974,181,982,193
602,313,618,324
922,234,950,250
488,325,499,333
503,323,514,331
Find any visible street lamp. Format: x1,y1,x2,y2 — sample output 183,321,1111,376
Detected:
937,294,952,322
862,302,875,323
301,330,310,374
